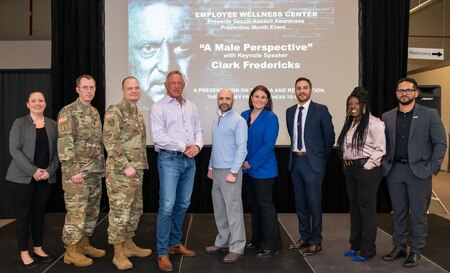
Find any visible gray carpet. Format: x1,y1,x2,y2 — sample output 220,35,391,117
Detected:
278,213,448,273
1,213,448,273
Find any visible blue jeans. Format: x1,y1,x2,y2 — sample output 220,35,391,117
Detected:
156,151,196,256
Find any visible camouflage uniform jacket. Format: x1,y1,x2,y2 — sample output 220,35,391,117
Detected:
57,98,105,176
103,98,148,170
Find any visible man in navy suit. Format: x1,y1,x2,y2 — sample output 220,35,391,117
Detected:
285,77,335,256
382,77,447,268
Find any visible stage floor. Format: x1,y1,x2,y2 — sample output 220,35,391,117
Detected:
0,213,448,273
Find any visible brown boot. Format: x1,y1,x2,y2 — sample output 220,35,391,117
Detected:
78,236,106,258
123,238,152,257
113,243,133,270
64,243,93,267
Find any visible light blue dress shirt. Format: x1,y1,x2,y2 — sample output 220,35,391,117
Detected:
150,94,204,152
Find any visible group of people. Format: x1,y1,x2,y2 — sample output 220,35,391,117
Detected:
6,75,151,270
335,78,446,268
5,71,447,271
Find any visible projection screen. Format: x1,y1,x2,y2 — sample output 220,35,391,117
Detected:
105,0,358,145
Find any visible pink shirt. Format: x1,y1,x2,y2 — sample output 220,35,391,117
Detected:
343,115,386,170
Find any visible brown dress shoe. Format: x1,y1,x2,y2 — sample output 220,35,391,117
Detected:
169,244,197,257
288,240,311,251
158,255,173,272
303,245,322,256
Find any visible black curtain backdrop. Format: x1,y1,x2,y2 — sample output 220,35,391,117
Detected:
51,0,106,119
360,0,410,116
0,70,52,218
359,0,410,212
0,1,410,218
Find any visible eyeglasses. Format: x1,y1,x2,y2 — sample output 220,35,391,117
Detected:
396,88,415,94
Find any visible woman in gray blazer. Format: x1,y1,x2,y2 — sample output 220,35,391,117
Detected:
6,91,59,268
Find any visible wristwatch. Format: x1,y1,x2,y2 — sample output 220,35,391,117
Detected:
230,172,237,177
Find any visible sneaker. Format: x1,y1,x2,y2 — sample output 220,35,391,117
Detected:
343,250,357,257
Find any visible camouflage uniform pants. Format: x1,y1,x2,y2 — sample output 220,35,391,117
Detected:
62,173,102,245
106,169,144,244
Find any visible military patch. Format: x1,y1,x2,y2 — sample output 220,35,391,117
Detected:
105,112,114,120
107,118,115,127
58,116,67,124
58,115,71,134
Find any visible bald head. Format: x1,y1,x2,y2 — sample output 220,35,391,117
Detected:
217,88,234,113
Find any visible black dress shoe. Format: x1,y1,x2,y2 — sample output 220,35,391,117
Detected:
382,247,407,261
404,252,420,268
256,249,280,258
33,253,55,263
23,260,40,269
303,245,322,256
288,240,311,251
246,242,261,249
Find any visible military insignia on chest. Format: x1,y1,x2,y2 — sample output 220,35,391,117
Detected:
105,112,115,127
108,119,115,127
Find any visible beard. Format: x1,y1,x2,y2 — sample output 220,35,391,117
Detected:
219,103,232,112
398,96,415,106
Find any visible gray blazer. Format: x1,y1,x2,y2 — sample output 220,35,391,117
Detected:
6,115,59,184
382,103,447,179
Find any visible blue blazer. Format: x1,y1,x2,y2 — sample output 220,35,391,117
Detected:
6,115,59,184
382,103,447,179
241,109,279,179
286,101,335,173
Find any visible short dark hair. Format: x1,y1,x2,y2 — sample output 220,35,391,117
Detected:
396,77,419,91
295,77,312,89
248,85,273,111
76,75,95,87
121,76,139,89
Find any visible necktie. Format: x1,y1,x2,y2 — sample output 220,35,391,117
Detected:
297,106,304,150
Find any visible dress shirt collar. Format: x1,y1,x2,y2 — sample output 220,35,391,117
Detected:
297,99,311,111
396,104,415,114
162,94,186,105
217,109,232,117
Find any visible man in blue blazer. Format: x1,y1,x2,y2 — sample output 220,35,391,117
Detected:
285,77,335,256
382,77,447,268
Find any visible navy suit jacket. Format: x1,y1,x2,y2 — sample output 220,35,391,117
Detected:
241,109,279,178
382,103,447,179
286,101,335,173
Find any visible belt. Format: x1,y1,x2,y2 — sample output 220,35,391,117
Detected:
160,149,186,157
292,151,307,157
395,159,409,164
343,158,369,167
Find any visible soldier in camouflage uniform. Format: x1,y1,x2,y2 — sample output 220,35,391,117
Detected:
103,76,150,270
57,75,106,267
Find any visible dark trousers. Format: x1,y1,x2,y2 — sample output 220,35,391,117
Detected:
243,175,282,251
290,156,324,245
343,163,382,258
8,180,53,251
386,163,432,254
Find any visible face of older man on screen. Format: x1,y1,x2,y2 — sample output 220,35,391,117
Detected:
129,3,193,103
